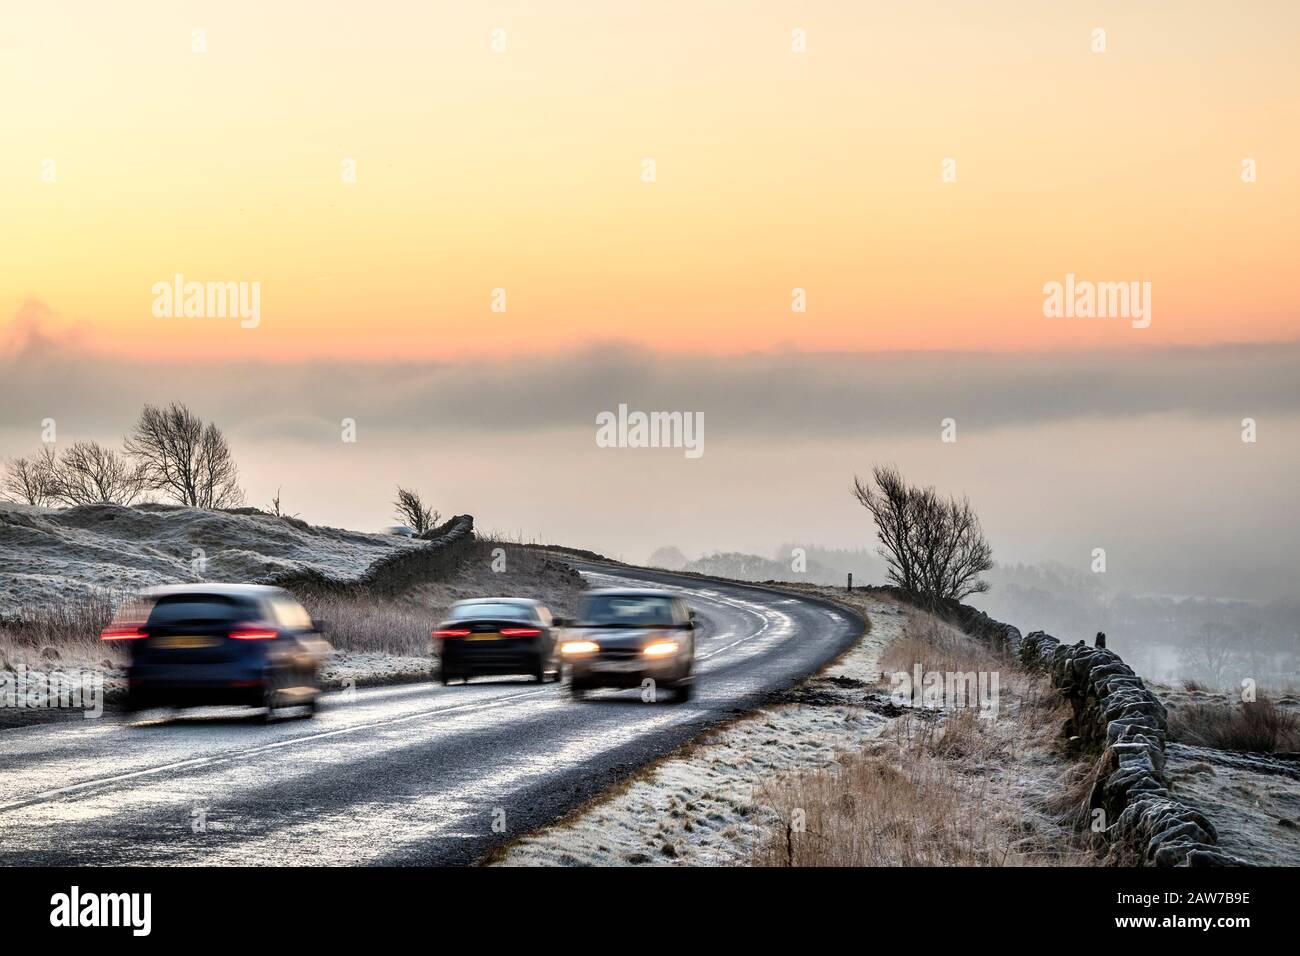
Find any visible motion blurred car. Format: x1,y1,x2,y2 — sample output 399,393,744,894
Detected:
102,584,331,720
433,598,561,684
559,588,696,702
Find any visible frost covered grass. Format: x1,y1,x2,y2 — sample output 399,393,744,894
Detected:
0,500,423,614
1165,748,1300,866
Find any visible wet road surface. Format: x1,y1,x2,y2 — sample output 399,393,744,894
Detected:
0,562,863,865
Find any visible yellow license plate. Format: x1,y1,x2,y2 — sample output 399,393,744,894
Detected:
468,632,501,641
154,634,218,649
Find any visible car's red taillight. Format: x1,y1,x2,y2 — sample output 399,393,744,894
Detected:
228,626,279,641
100,625,146,641
499,627,542,637
433,628,472,638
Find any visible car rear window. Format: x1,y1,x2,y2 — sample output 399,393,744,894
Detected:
449,602,535,621
146,595,250,626
269,596,314,629
579,595,677,627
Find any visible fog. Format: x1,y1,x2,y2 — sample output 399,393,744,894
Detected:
3,309,1298,604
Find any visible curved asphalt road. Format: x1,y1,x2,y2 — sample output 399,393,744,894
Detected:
0,561,863,866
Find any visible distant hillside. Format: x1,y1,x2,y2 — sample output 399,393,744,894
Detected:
665,550,836,584
648,543,884,587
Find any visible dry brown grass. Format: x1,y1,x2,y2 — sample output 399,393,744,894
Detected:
295,539,586,656
1168,694,1300,754
757,750,1047,866
879,608,1002,678
753,605,1096,867
293,589,435,656
0,590,123,671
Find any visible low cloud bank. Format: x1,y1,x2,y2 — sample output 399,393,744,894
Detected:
3,303,1298,442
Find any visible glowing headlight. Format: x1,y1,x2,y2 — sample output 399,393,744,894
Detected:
643,641,679,657
561,640,600,655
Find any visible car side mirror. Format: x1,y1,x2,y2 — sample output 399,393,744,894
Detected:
681,620,695,631
552,617,570,628
689,609,696,620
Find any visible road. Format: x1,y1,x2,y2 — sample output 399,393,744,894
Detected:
0,562,863,865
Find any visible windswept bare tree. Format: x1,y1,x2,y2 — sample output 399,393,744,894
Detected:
1,446,58,506
852,465,920,593
852,465,993,603
393,486,439,534
125,402,244,509
48,440,146,506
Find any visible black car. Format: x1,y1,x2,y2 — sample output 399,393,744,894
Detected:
559,588,696,702
434,598,561,684
104,584,331,720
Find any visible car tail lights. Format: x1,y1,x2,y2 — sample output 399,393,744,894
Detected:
99,625,147,641
228,625,279,641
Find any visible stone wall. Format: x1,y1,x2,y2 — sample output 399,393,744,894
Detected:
1016,631,1246,865
262,514,477,596
889,585,1251,866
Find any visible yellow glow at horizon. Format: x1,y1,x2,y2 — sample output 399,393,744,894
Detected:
2,1,1297,360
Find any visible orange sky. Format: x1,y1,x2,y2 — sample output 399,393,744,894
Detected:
2,1,1297,360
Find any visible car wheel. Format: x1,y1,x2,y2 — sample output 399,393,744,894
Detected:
303,671,320,717
262,671,286,722
669,680,694,704
569,678,587,700
439,669,455,686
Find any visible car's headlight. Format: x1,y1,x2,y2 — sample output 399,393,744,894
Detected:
643,640,679,657
561,640,600,655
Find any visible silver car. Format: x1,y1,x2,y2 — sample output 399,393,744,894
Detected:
559,588,696,702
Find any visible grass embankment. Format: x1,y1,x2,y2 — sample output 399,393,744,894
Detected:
752,604,1096,866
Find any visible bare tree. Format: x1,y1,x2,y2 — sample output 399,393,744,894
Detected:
852,465,920,593
1177,621,1242,689
267,486,299,518
393,486,439,534
852,465,993,603
2,446,58,506
125,402,244,509
48,441,146,506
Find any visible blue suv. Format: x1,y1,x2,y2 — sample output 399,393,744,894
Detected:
105,584,331,720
